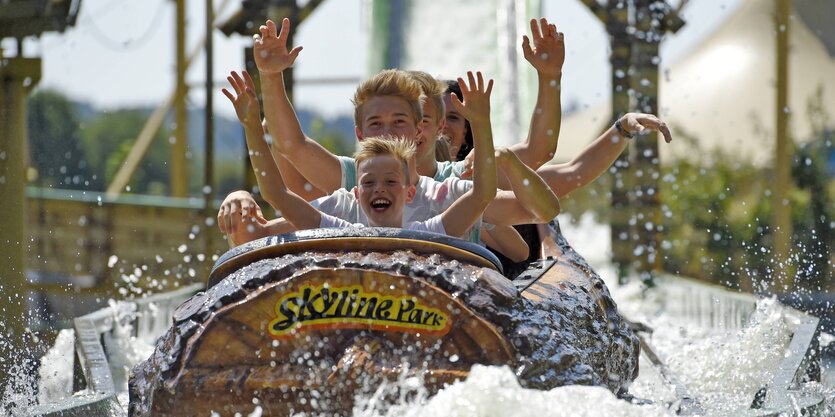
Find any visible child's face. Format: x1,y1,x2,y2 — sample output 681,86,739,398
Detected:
354,155,416,227
357,96,421,142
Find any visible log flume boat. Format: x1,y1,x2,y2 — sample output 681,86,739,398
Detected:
129,222,640,416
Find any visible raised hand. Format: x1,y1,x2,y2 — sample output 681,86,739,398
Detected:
252,18,303,75
449,71,494,126
221,70,261,125
522,18,565,78
619,113,673,143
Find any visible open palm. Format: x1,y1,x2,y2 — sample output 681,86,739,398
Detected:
522,18,565,77
253,18,303,75
449,71,494,126
221,70,260,125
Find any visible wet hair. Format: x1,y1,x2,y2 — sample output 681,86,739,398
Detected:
445,80,474,161
354,136,416,185
406,70,446,122
352,69,425,128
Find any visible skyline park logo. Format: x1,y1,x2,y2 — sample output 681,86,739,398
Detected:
268,283,451,338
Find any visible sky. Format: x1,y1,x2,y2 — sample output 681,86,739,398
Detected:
6,0,744,120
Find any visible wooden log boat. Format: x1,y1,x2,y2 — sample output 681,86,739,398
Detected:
128,222,640,416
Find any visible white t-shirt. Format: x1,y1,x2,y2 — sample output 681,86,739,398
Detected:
311,175,481,242
319,212,446,235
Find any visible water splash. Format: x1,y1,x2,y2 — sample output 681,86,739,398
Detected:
349,365,671,417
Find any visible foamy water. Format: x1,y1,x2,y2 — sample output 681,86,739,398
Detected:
9,214,832,416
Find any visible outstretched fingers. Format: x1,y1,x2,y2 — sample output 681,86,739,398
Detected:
221,87,235,103
530,18,543,42
242,70,256,89
267,19,279,39
521,35,534,59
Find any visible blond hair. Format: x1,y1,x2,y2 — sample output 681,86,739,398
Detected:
352,69,425,128
354,136,416,184
406,70,446,122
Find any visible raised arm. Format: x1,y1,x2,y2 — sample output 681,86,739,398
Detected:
440,72,497,237
538,112,673,197
507,17,565,169
458,18,564,187
494,148,560,222
244,138,322,230
254,18,343,193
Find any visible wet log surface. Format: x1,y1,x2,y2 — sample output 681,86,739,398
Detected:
129,223,639,416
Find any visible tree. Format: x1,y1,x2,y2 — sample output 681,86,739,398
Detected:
27,90,94,189
80,109,172,194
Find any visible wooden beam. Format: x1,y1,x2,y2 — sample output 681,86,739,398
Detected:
772,0,793,291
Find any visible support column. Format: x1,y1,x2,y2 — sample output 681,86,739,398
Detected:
204,0,216,268
606,3,634,283
630,0,664,285
172,0,189,197
0,55,41,386
772,0,793,292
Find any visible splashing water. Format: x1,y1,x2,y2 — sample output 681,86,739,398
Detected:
9,214,834,416
349,365,671,417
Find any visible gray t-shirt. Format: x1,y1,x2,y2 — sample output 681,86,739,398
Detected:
319,212,446,235
311,175,482,242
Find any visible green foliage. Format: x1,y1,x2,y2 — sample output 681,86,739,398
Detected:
309,117,354,156
80,109,172,194
27,90,174,195
558,125,833,292
27,90,95,188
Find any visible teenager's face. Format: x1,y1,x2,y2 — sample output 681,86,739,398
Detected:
416,99,444,164
358,96,420,141
442,93,467,160
354,155,415,227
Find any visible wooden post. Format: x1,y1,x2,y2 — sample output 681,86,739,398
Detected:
631,0,664,285
204,0,216,263
772,0,793,292
0,54,40,386
579,0,634,283
172,0,189,197
606,3,635,284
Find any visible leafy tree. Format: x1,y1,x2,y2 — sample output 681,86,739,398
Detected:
27,90,95,189
80,109,172,194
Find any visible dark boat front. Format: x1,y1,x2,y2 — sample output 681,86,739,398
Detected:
129,224,639,416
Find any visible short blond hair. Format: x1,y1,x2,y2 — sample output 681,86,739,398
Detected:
354,136,416,184
352,69,424,128
406,70,446,122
